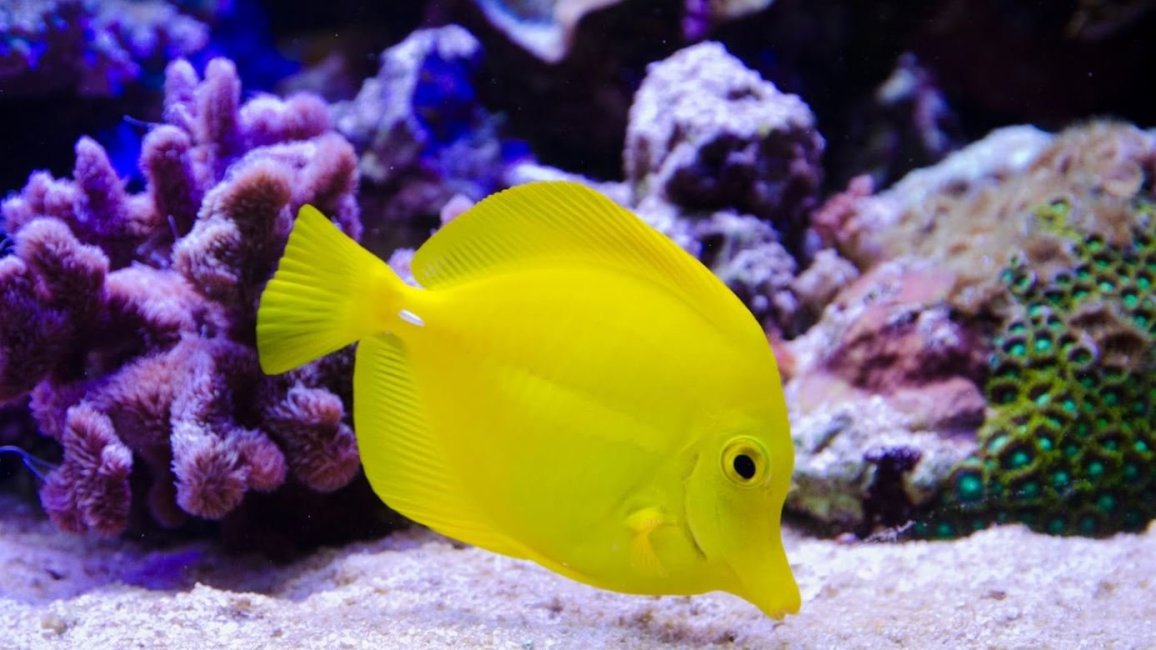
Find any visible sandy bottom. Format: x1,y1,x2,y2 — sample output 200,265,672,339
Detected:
1,494,1153,650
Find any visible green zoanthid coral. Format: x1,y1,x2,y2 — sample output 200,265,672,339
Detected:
920,198,1156,538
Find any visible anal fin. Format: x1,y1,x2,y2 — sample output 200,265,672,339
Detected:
354,333,526,559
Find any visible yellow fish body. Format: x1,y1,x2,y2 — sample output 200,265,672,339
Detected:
257,182,800,618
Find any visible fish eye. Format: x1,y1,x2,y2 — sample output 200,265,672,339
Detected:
733,454,756,480
721,437,769,487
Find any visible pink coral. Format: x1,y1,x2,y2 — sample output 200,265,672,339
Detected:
784,260,989,533
819,262,986,395
38,405,133,535
0,57,363,535
791,259,989,432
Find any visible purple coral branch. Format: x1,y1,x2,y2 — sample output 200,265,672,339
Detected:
39,405,132,535
0,57,363,535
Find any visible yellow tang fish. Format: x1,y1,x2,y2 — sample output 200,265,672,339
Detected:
256,181,800,618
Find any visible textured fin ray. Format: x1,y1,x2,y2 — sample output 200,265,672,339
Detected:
411,181,761,346
257,205,402,374
353,334,526,558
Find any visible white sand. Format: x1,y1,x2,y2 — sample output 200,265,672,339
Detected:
1,494,1153,649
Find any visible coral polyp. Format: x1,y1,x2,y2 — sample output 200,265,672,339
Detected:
921,198,1156,538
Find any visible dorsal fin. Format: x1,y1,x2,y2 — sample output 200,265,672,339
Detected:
412,181,763,346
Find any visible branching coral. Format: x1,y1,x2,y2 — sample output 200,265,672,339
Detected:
0,0,209,97
0,57,362,535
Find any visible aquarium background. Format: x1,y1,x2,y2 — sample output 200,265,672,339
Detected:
2,1,1155,647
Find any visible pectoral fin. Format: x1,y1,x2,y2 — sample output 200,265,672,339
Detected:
626,507,669,578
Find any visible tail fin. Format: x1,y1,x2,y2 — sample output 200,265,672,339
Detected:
257,204,404,375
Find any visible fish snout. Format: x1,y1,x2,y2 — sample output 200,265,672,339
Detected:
733,540,800,619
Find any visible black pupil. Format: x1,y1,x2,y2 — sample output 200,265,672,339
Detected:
733,454,756,480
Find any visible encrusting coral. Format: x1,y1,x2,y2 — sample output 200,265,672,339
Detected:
785,258,987,534
620,41,822,336
0,57,363,535
790,121,1156,537
920,196,1156,538
626,41,823,248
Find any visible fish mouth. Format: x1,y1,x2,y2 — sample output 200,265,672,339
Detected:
733,537,800,619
